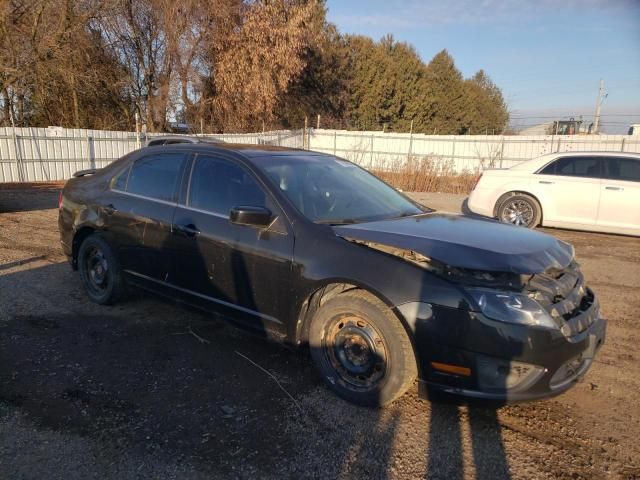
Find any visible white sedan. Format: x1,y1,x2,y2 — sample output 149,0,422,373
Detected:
467,151,640,236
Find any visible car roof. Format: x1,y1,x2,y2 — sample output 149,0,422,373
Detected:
149,142,334,161
145,135,224,145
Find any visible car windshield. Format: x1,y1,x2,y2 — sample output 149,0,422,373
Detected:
257,155,425,224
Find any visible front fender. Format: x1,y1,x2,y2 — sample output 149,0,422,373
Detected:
288,228,471,344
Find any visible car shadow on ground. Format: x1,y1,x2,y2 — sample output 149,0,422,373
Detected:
0,258,513,479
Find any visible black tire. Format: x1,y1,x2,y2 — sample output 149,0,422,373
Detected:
78,233,126,305
309,290,417,407
496,193,542,228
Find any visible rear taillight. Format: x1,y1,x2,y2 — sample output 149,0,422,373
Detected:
472,173,483,190
58,191,63,209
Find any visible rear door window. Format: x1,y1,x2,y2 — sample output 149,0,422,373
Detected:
539,156,602,178
188,156,267,215
604,157,640,183
126,153,187,201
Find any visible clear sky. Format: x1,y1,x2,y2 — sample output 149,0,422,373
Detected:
325,0,640,133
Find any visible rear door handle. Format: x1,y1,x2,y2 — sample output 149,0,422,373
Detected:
605,186,623,191
539,180,554,184
175,223,200,237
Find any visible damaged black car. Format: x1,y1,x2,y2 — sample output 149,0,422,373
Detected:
58,144,606,406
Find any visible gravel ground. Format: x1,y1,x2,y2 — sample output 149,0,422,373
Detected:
1,184,639,480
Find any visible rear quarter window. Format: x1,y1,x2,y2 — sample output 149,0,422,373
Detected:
111,168,129,190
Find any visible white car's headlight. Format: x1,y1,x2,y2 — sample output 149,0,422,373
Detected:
467,289,559,330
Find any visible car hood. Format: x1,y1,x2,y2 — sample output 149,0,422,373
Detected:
333,213,574,274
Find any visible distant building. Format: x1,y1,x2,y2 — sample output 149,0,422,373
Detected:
517,122,554,135
517,118,593,136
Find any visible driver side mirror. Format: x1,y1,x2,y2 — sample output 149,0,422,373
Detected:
229,206,273,228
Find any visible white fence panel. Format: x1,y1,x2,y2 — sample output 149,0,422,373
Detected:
308,130,640,172
0,126,638,182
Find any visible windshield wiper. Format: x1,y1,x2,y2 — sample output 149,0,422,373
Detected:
398,211,419,217
388,210,423,220
315,218,358,225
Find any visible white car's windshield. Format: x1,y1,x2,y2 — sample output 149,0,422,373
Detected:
258,155,425,224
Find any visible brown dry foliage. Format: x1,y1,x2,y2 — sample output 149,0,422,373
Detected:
1,0,321,132
372,156,480,194
0,0,132,128
0,0,507,135
212,0,321,131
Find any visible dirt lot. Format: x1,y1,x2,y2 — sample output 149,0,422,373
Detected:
1,184,639,480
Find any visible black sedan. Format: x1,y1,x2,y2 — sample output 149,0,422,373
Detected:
58,143,606,406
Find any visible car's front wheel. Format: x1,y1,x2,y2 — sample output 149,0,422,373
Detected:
497,193,541,228
78,233,126,305
309,290,417,406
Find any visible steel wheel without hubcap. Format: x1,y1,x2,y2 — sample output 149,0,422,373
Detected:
309,289,417,406
501,199,534,227
83,246,110,296
78,233,126,305
324,315,387,391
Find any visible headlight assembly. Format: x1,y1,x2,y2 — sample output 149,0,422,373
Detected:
467,289,559,330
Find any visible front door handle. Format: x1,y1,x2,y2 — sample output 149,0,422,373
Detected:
175,223,200,237
539,180,554,184
605,186,623,191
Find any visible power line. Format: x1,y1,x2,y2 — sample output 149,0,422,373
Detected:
510,114,640,119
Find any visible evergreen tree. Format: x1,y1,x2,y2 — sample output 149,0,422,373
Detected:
464,70,509,134
346,35,429,132
422,50,469,134
276,18,351,129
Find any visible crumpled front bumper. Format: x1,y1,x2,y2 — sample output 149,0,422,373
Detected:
396,295,606,404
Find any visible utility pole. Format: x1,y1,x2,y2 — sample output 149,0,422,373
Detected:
135,111,141,149
304,116,308,149
407,119,414,161
593,79,605,134
317,114,320,129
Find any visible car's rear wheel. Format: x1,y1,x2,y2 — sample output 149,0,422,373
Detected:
309,290,417,406
78,233,126,305
497,193,541,228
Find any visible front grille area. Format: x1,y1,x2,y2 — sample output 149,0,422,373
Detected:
525,262,598,337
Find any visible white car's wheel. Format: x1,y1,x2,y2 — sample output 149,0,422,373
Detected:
497,193,542,228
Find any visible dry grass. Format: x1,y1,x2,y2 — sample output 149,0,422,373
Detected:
370,156,480,194
0,181,65,190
